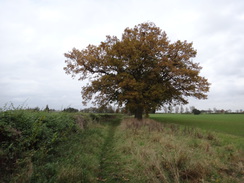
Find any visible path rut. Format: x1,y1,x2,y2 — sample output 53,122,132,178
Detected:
97,118,124,182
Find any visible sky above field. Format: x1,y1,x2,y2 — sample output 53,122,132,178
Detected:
1,0,244,111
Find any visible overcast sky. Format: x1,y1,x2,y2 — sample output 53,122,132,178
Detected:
1,0,244,111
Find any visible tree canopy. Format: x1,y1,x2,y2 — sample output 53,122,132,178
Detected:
64,22,210,120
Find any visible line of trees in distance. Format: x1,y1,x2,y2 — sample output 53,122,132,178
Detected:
23,104,244,115
160,106,244,114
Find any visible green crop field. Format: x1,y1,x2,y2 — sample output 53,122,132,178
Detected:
150,113,244,137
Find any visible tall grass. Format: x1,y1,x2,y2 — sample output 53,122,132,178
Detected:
114,118,244,183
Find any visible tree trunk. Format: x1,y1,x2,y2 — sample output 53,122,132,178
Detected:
134,107,143,120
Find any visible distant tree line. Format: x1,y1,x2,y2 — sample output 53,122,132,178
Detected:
24,104,243,115
25,105,119,113
159,105,244,114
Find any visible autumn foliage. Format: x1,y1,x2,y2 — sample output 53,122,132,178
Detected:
64,22,210,119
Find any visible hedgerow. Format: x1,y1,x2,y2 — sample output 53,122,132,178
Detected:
0,110,78,182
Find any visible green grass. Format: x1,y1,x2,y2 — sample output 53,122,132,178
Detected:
0,110,127,183
150,113,244,137
1,110,244,182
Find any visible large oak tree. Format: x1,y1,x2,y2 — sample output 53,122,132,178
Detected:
64,22,210,120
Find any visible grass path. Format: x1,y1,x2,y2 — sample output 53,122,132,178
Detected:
97,118,125,182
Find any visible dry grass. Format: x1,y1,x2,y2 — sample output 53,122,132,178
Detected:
115,118,244,183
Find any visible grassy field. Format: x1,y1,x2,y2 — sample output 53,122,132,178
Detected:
150,113,244,137
1,111,244,182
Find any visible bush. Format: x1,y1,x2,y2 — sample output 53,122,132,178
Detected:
192,109,201,115
0,110,78,182
63,107,79,113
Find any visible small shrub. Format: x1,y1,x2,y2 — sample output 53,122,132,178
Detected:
192,109,201,115
63,107,79,113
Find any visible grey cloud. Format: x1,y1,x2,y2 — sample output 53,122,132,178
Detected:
1,0,244,111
